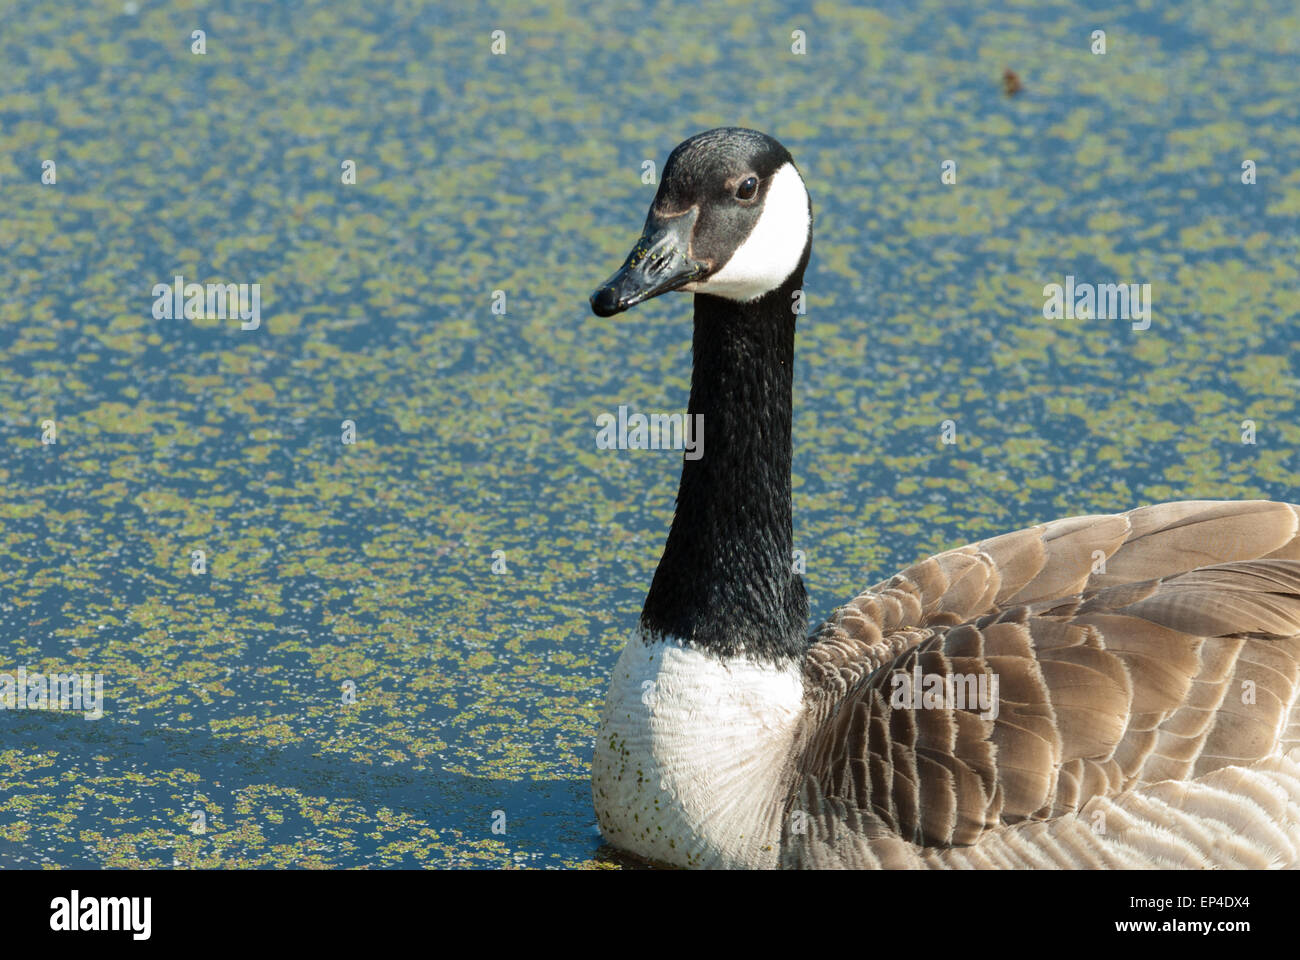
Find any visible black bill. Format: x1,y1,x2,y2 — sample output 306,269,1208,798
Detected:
590,208,707,317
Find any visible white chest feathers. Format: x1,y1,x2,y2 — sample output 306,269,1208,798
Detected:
592,632,806,868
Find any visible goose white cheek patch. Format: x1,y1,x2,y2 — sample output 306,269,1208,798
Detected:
684,162,810,303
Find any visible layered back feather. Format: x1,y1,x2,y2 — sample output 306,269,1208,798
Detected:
785,500,1300,868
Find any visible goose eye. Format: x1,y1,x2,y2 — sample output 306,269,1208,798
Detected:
735,176,758,201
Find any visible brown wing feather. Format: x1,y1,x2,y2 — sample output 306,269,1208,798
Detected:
789,500,1300,866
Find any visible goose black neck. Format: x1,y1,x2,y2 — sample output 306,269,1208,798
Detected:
641,269,809,662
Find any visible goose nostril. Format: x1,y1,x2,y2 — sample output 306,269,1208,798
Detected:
647,250,674,277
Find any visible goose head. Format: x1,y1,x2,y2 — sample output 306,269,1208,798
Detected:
590,127,812,316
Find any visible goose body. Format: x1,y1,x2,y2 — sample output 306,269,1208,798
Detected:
589,128,1300,869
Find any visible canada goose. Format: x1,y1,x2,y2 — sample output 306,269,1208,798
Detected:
588,127,1300,869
